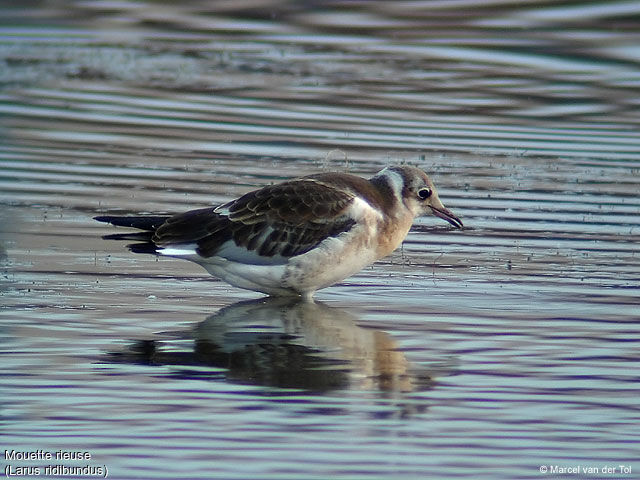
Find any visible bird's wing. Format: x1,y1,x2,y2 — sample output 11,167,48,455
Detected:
152,178,357,262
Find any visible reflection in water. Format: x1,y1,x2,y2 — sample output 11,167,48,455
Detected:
107,298,437,394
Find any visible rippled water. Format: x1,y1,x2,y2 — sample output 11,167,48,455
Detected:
1,1,639,479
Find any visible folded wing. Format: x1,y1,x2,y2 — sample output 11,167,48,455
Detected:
152,179,357,263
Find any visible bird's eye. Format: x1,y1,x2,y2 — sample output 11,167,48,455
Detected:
417,188,432,200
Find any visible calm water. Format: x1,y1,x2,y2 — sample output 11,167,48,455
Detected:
1,1,639,479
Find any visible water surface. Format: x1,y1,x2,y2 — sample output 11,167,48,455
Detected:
1,1,639,479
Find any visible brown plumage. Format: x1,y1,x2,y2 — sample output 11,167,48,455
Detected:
95,166,462,298
152,176,360,259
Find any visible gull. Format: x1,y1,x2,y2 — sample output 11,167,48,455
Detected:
95,165,462,299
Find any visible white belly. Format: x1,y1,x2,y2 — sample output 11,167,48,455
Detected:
191,223,380,297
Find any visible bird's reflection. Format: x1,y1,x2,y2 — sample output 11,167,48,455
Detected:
107,297,438,394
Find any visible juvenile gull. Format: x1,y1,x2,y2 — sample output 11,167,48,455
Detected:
95,165,462,299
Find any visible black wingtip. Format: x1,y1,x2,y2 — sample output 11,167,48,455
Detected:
102,232,154,242
127,242,160,255
94,215,170,231
96,215,167,255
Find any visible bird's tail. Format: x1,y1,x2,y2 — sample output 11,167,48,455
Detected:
94,215,171,254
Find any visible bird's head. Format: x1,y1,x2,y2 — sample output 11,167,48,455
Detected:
373,165,463,229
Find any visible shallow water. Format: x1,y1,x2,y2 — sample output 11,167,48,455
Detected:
1,1,639,479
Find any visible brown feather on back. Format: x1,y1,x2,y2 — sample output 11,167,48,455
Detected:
152,178,358,259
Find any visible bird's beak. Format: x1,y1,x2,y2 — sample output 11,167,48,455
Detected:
430,204,463,229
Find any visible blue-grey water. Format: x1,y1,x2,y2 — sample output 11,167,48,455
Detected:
1,1,639,479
